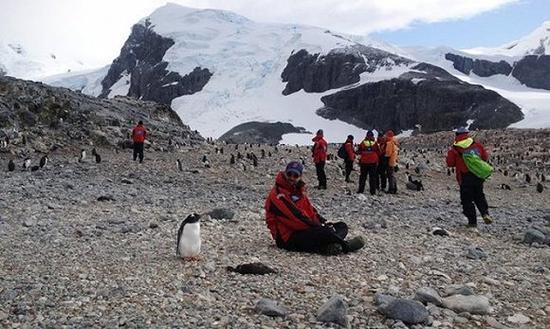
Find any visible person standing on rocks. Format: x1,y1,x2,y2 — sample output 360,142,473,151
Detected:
446,127,493,227
385,130,399,194
376,132,388,192
343,135,355,182
357,131,380,195
132,120,147,163
312,129,328,189
264,161,365,255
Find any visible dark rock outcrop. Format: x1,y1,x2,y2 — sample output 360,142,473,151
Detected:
318,77,523,133
445,53,512,77
281,46,411,95
0,75,203,150
512,55,550,90
219,121,308,144
100,22,212,104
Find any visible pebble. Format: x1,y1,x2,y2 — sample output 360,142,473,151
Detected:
255,298,289,318
507,313,530,324
316,295,349,327
442,295,491,315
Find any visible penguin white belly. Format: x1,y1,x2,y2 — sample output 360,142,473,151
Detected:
178,222,201,257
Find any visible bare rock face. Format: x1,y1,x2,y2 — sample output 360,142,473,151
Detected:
219,121,308,144
512,55,550,90
445,53,512,77
318,76,523,133
100,22,212,104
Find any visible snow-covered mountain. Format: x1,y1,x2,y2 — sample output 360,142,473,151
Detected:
465,21,550,57
46,3,527,143
0,42,88,80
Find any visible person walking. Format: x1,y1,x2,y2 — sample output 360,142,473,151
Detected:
312,129,328,189
446,127,493,227
132,120,147,163
385,130,399,194
343,135,355,182
357,131,380,195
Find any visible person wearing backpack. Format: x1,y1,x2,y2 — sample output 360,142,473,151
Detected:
340,135,356,182
357,131,380,195
446,127,493,227
312,129,328,189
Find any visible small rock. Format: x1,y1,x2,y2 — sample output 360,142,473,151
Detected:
22,219,34,227
443,285,474,297
121,178,133,184
442,295,490,315
97,195,115,202
522,228,546,245
255,298,289,318
316,295,349,327
507,313,530,324
377,297,429,325
414,287,443,306
149,223,159,229
206,208,235,220
466,246,487,260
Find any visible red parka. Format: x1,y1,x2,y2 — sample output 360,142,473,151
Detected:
265,172,323,244
132,124,147,143
446,133,488,185
357,138,380,164
312,135,328,164
344,138,356,161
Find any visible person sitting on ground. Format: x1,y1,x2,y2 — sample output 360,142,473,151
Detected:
264,161,365,255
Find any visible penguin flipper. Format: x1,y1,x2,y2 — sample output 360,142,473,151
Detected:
176,220,186,256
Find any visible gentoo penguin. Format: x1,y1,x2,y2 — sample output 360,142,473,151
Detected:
8,160,15,172
176,159,183,171
176,213,201,261
230,154,235,165
95,152,101,163
23,158,31,170
91,148,97,156
79,149,86,162
39,155,48,168
405,172,424,191
525,173,531,184
537,183,544,193
31,165,40,172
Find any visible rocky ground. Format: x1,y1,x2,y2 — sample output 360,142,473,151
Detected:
0,130,549,329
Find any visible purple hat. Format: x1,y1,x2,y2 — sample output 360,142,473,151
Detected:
285,161,303,176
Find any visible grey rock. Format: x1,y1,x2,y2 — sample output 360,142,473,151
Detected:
466,246,488,260
443,285,474,297
414,287,443,306
377,298,429,325
441,295,490,315
255,298,289,318
316,295,349,327
22,219,35,227
206,208,236,220
522,228,546,245
374,293,397,309
445,53,512,77
512,55,550,91
219,121,308,145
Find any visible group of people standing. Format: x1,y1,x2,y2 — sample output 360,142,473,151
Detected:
311,129,399,195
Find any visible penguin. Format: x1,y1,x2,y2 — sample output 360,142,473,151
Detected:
537,183,544,193
95,152,101,164
176,159,183,171
220,147,224,154
79,149,86,162
406,172,424,191
176,213,201,261
23,158,31,170
39,155,48,168
500,184,512,191
542,174,546,182
431,227,449,236
525,173,531,184
8,160,15,172
91,148,97,156
230,154,235,165
31,165,40,172
447,168,451,176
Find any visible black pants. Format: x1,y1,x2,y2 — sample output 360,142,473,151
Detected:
387,166,397,194
358,164,377,195
378,157,389,190
315,162,327,188
344,160,354,181
282,222,348,254
133,142,144,163
460,173,489,226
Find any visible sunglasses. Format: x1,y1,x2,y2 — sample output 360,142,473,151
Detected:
286,172,301,178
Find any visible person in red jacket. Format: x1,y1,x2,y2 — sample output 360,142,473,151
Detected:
132,121,147,163
357,130,380,195
264,161,365,255
311,129,328,189
343,135,356,182
446,127,493,227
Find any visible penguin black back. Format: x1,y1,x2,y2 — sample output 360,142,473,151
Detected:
95,153,101,163
8,160,15,172
176,213,201,255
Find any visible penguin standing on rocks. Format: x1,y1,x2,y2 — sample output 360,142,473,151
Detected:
537,183,544,193
39,155,48,168
230,154,235,165
176,159,183,171
95,152,101,163
79,149,86,162
525,173,532,184
406,172,424,191
8,160,15,172
176,213,201,261
202,155,211,168
23,158,31,170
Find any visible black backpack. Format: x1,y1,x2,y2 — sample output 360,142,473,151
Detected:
337,144,348,159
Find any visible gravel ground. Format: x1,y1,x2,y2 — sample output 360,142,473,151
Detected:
1,136,549,328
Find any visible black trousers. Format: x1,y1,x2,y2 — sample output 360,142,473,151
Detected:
460,173,489,226
358,164,378,195
387,166,397,194
282,222,348,254
133,142,144,163
315,162,327,188
344,160,354,181
378,157,389,190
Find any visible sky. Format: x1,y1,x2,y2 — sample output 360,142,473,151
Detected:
0,0,548,68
